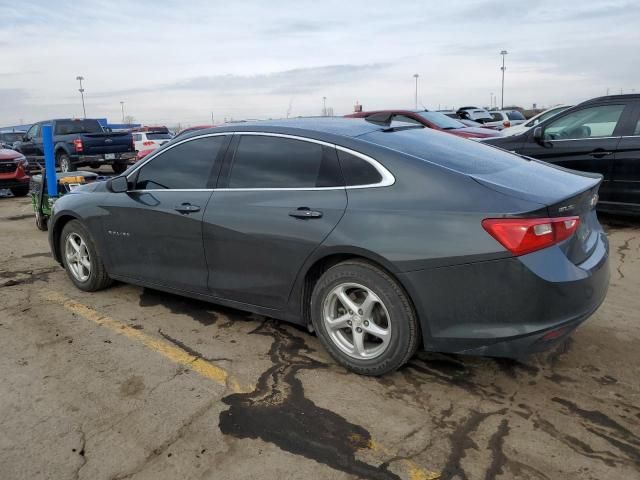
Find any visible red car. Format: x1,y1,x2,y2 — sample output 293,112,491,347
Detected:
345,109,501,139
0,148,30,196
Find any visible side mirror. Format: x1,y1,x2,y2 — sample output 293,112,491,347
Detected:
107,175,129,193
533,126,543,143
23,135,30,142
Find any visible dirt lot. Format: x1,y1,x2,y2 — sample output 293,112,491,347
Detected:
1,193,639,480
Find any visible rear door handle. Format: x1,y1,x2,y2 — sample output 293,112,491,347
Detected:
289,207,323,219
589,149,613,158
174,203,201,214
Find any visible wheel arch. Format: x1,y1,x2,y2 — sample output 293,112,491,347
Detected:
50,213,81,264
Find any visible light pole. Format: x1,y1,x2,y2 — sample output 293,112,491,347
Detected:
413,74,419,110
120,101,125,123
322,96,327,116
490,92,494,109
500,50,508,110
76,76,86,118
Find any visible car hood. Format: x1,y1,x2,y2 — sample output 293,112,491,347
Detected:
0,148,22,161
471,158,601,206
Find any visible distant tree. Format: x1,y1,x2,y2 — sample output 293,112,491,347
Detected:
124,115,136,125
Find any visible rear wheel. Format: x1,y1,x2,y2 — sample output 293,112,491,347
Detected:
58,153,76,172
111,162,127,174
60,220,112,291
35,210,48,231
9,185,29,197
311,260,419,376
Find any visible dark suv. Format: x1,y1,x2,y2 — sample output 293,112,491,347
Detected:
482,94,640,214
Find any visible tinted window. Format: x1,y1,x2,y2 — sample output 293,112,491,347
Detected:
360,128,527,175
133,134,142,141
338,150,382,186
135,136,225,189
27,124,40,138
147,133,172,140
490,112,503,121
416,112,465,129
506,111,525,120
228,135,342,188
634,118,640,136
54,119,103,135
544,105,625,139
391,115,422,125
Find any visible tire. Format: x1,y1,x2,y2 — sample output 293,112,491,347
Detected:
60,220,112,291
111,162,127,174
35,210,48,231
9,185,29,197
58,153,76,172
310,259,420,376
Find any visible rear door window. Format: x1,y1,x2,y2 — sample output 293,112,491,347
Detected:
490,112,503,121
227,135,342,188
337,150,383,186
134,135,226,190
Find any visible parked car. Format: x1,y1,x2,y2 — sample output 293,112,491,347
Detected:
484,110,527,130
482,94,640,214
0,131,26,150
0,148,30,196
132,126,173,154
48,118,609,375
345,110,501,139
501,105,572,137
19,119,135,174
456,107,496,125
174,125,216,139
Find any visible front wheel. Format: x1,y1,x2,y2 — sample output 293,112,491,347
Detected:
311,260,420,376
9,185,29,197
111,162,127,174
60,220,112,291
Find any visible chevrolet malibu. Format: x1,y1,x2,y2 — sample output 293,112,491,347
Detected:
48,118,609,375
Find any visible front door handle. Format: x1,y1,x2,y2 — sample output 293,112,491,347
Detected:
289,207,323,219
589,149,613,158
174,203,201,214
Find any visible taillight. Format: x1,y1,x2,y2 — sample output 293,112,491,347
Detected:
503,120,510,128
73,138,83,152
482,216,580,256
142,141,154,146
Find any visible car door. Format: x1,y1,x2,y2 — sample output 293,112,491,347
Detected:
519,103,631,202
202,133,347,310
610,101,640,207
20,123,41,158
101,133,230,292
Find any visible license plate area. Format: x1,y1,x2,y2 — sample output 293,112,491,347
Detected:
104,153,115,160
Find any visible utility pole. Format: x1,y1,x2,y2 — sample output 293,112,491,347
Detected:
322,96,327,116
76,76,86,118
413,74,419,110
490,92,494,109
120,101,125,123
500,50,508,109
211,112,214,125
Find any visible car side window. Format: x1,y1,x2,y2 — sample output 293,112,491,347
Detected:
633,118,640,136
337,150,383,186
544,105,625,140
227,135,342,188
490,112,503,121
133,134,142,142
134,136,226,190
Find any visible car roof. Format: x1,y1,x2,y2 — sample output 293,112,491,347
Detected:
192,117,385,139
579,94,640,106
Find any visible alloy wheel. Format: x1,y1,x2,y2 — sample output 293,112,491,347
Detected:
322,282,391,359
65,232,91,282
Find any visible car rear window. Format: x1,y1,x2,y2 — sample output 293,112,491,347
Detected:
507,111,525,120
55,119,103,135
360,128,526,175
146,133,172,140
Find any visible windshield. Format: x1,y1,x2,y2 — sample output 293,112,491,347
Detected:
416,111,465,130
55,119,104,135
507,111,525,120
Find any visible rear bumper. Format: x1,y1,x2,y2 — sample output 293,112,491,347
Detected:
72,152,136,165
399,231,610,358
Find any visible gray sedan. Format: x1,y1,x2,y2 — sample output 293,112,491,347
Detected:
47,117,609,375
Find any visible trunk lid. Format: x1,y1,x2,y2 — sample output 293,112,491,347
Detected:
472,159,602,265
81,132,133,155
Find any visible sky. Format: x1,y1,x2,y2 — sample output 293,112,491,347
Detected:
1,0,638,127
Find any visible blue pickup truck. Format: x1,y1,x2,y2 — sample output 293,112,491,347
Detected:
17,118,135,173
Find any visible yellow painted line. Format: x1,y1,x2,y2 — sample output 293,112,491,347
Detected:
43,289,438,479
43,290,250,392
